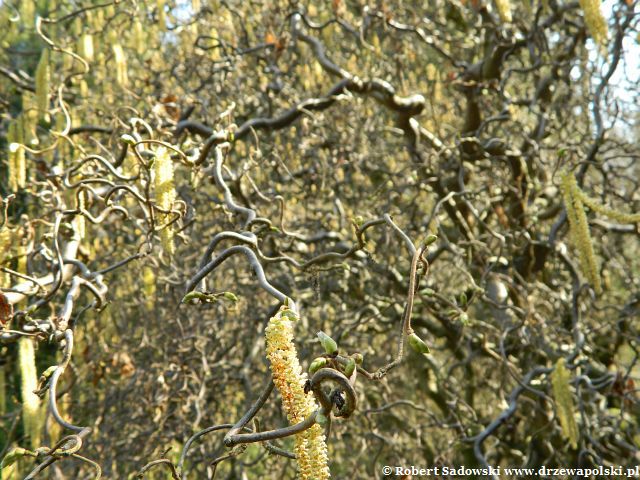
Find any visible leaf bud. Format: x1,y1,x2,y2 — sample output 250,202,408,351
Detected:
344,357,356,377
408,332,430,354
317,331,338,355
309,357,327,374
223,292,238,302
120,134,136,145
425,234,438,246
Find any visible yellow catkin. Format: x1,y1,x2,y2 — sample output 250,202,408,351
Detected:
132,20,145,55
6,121,16,191
20,1,35,28
575,189,640,224
73,215,86,240
112,43,128,87
153,147,176,255
7,117,22,146
78,33,94,62
79,79,89,98
551,358,579,449
0,229,11,287
21,94,38,146
143,266,156,311
157,0,166,30
1,458,16,479
265,305,330,480
35,48,50,121
494,0,512,23
579,0,608,49
0,228,10,263
8,143,26,191
561,171,601,293
18,338,42,449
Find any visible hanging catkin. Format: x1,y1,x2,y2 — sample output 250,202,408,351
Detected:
153,147,176,255
112,43,128,86
575,188,640,224
78,33,94,61
551,358,579,449
157,0,166,30
7,119,26,191
560,170,601,293
494,0,512,23
35,48,50,121
579,0,608,49
265,305,330,480
18,338,42,448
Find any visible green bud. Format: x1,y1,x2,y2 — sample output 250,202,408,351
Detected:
421,288,435,297
408,333,430,354
37,365,57,394
223,292,238,302
352,215,364,226
1,448,35,468
309,357,327,374
425,234,438,246
352,353,364,365
344,357,356,377
181,291,206,303
34,447,50,457
317,331,338,355
41,365,57,379
459,292,467,306
120,134,136,145
459,312,470,325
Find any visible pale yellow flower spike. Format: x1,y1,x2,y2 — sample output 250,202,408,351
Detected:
494,0,512,23
575,189,640,224
18,337,42,449
153,147,177,256
579,0,608,49
551,358,579,449
79,33,95,62
112,43,128,87
265,305,330,480
7,119,25,192
560,171,601,293
35,48,50,122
